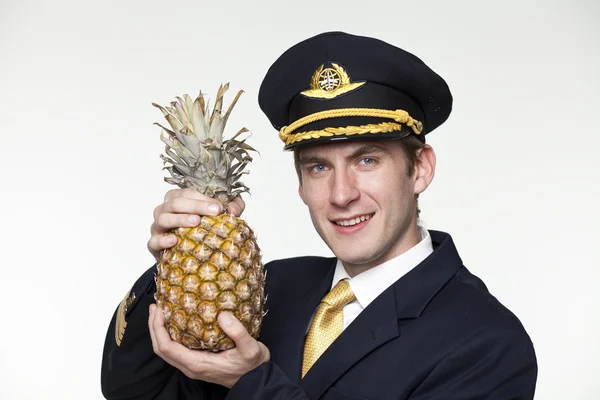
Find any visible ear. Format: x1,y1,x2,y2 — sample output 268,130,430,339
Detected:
298,183,308,205
413,144,436,195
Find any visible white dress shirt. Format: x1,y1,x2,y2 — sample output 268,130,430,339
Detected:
323,227,434,330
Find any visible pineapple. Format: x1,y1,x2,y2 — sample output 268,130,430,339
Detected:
152,84,265,351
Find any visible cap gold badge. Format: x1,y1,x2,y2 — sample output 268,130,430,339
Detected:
301,63,365,99
115,289,136,346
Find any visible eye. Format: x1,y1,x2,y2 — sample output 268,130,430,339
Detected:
359,157,376,165
310,164,327,173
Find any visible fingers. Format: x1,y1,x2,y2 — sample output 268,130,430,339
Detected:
218,312,259,360
226,197,246,217
153,198,221,235
164,188,209,201
151,304,173,351
151,197,222,238
160,188,246,218
153,212,203,234
149,190,223,262
149,305,202,373
149,188,245,262
160,196,222,216
163,188,245,217
148,197,222,256
156,190,223,233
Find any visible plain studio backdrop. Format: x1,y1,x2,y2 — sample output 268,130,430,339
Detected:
1,0,598,398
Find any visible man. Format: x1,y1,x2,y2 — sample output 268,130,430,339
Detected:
101,31,538,399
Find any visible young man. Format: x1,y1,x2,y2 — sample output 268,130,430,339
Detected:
101,32,538,399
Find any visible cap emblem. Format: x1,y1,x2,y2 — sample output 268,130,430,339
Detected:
301,63,366,99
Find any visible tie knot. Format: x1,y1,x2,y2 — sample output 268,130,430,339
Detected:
322,279,355,309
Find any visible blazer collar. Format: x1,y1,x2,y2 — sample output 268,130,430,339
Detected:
393,230,463,319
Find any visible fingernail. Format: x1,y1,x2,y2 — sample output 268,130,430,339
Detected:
188,215,199,224
228,205,239,216
208,204,221,215
219,312,233,326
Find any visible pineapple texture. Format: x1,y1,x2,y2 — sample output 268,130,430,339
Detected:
155,213,265,351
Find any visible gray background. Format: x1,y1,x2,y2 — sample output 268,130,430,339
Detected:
1,0,598,398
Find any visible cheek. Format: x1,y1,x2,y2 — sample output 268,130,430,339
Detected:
364,173,413,209
300,182,328,210
359,171,401,199
365,175,388,192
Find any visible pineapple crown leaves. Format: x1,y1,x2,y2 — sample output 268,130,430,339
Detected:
152,84,258,206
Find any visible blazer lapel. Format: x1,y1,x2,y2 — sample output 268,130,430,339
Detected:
267,259,336,384
300,287,400,399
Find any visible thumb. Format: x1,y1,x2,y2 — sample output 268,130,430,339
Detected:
218,312,255,355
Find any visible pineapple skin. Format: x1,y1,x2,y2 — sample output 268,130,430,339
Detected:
155,212,265,351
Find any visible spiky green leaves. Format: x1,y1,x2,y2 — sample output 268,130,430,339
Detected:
153,84,256,206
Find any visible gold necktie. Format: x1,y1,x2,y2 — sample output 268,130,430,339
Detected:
302,279,356,377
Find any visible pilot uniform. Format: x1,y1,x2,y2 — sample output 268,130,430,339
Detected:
101,31,538,399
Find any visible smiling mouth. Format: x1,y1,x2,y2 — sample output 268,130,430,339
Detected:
332,213,375,227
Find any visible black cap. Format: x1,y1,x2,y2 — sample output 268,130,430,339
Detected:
258,31,453,150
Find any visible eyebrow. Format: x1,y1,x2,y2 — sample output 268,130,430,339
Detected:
298,155,327,166
346,144,389,160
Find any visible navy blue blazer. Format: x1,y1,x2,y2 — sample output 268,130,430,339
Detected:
101,230,537,399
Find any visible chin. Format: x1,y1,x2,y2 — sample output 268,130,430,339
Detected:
330,246,376,266
318,226,377,264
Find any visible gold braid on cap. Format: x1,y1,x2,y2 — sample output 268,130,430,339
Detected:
279,108,423,146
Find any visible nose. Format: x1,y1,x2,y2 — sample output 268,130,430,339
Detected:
329,168,360,207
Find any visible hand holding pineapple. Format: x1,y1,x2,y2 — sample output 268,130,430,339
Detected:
147,188,267,388
148,301,269,388
147,187,246,262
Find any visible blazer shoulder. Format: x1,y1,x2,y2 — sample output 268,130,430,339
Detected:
265,255,335,276
263,256,334,302
436,266,533,339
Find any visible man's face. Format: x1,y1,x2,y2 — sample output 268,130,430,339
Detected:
297,139,432,273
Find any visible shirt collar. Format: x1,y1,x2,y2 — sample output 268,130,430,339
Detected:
331,226,434,309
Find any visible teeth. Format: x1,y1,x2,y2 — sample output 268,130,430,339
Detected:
335,214,372,226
